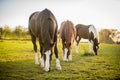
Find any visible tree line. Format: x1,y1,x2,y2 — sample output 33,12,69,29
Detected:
99,29,120,44
0,25,30,40
0,25,120,44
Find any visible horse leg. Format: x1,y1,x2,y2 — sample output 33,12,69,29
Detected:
68,46,72,61
75,36,81,53
88,40,94,54
39,44,44,68
54,42,62,70
31,36,39,64
62,40,68,61
62,40,65,60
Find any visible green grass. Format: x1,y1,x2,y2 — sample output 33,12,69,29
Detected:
0,40,120,80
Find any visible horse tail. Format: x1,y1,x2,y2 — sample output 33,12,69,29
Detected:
48,17,55,45
42,17,55,45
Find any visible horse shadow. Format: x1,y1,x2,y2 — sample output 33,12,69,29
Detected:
82,52,95,57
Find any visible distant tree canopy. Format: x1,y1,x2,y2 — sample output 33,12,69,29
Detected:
99,29,114,43
14,26,24,38
3,25,12,37
0,27,3,39
0,25,120,44
0,25,30,40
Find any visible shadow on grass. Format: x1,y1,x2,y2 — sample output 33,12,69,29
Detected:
0,59,64,80
82,52,95,56
0,59,45,80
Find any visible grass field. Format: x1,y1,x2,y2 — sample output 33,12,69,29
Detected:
0,40,120,80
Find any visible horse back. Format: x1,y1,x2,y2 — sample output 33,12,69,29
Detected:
29,11,40,37
76,24,89,39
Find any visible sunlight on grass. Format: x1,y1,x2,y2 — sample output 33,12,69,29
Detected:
0,40,120,79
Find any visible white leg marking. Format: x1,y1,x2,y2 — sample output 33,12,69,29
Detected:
76,46,78,54
63,48,68,61
56,58,62,70
68,49,72,61
75,41,78,53
88,41,92,52
44,50,51,72
69,54,72,61
89,41,95,54
40,57,44,68
74,40,77,45
35,52,39,64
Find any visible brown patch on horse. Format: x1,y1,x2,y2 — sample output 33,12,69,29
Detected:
59,20,76,48
75,24,89,39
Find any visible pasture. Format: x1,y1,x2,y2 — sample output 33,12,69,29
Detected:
0,40,120,80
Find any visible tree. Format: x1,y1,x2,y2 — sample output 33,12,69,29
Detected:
3,25,12,38
99,29,114,43
0,27,3,39
14,25,23,39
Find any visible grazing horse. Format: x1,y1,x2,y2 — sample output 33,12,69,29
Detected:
59,20,76,61
29,9,61,72
75,24,99,55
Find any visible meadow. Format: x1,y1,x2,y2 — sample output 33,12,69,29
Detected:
0,40,120,80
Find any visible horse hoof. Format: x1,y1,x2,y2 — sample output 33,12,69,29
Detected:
63,59,68,62
68,59,72,61
56,65,62,70
41,64,44,68
44,68,50,72
35,62,39,65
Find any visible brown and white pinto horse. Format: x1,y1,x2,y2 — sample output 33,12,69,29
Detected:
75,24,99,55
29,9,61,72
59,20,76,61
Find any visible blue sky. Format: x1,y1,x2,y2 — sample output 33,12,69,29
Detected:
0,0,120,31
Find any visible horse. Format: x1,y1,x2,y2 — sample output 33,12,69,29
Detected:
75,24,99,55
29,9,61,72
59,20,76,61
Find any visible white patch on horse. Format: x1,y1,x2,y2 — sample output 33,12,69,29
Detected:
44,50,51,72
40,57,44,68
56,58,62,70
96,46,98,50
68,53,72,61
89,25,97,39
63,48,68,61
35,52,39,64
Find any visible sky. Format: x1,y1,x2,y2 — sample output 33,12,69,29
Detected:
0,0,120,31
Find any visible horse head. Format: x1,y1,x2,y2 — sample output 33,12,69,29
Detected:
93,38,100,55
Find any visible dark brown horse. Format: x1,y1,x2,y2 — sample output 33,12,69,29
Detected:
59,20,76,61
29,9,61,72
75,24,99,55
